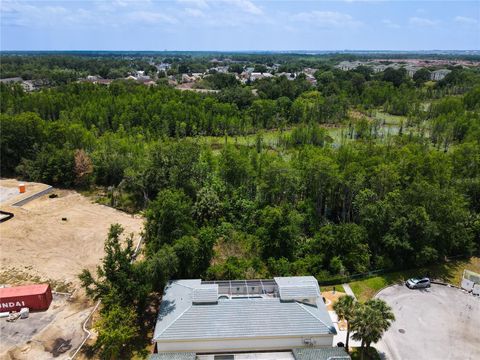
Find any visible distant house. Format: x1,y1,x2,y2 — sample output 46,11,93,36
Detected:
405,65,420,77
0,77,37,91
250,72,273,81
156,63,171,72
21,80,35,92
304,73,317,86
95,79,113,85
372,64,387,73
152,276,339,355
181,74,196,83
335,61,362,71
86,75,100,81
0,77,23,84
431,69,451,81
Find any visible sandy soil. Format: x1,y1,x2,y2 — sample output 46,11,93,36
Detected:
323,290,348,331
0,179,144,287
0,180,144,359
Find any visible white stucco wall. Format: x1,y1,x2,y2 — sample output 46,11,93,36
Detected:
156,335,334,353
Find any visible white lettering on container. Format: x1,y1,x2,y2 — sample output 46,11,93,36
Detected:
1,301,26,309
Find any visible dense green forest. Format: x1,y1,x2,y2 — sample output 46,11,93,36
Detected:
1,54,480,358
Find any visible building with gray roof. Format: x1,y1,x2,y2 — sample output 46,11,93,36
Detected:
152,276,337,354
431,69,452,81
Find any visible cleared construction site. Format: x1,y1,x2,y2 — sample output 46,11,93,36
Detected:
0,179,144,359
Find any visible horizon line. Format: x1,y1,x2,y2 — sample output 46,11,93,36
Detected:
1,49,479,53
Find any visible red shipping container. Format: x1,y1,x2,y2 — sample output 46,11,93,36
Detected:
0,284,52,312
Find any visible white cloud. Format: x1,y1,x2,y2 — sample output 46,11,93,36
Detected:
128,11,178,24
0,0,177,29
184,7,205,17
0,1,70,27
454,16,478,25
178,0,262,14
293,11,362,28
382,19,400,29
177,0,209,9
228,0,262,15
184,0,266,27
409,16,439,27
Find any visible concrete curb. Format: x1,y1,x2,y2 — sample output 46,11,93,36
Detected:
374,281,405,299
375,281,467,299
11,186,53,207
430,281,462,289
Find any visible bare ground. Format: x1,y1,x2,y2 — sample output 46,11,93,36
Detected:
0,179,143,287
0,292,92,360
0,179,144,359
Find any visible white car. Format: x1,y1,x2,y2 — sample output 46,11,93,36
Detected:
406,277,431,289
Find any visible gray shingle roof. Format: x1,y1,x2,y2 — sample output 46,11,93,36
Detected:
153,278,335,342
278,285,321,301
275,276,321,301
149,353,196,360
293,348,351,360
192,284,218,304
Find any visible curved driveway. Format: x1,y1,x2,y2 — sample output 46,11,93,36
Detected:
375,284,480,360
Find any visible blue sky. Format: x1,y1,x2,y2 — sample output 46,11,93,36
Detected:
1,0,479,51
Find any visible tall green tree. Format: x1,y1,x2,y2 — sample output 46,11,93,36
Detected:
79,224,150,310
144,189,195,254
94,304,139,360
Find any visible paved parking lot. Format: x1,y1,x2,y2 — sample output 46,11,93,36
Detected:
375,284,480,360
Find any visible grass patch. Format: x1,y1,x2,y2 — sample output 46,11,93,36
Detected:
373,110,406,126
320,285,345,293
0,267,74,293
349,256,480,302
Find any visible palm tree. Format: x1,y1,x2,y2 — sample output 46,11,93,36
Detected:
366,298,396,331
351,299,395,360
333,295,357,352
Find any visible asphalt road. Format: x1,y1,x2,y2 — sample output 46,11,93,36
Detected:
375,284,480,360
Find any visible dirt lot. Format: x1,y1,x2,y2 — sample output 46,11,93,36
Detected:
376,284,480,360
0,179,48,206
0,293,92,360
0,179,144,359
0,179,143,288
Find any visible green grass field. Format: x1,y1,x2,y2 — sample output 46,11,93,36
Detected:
372,110,406,126
349,257,480,302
